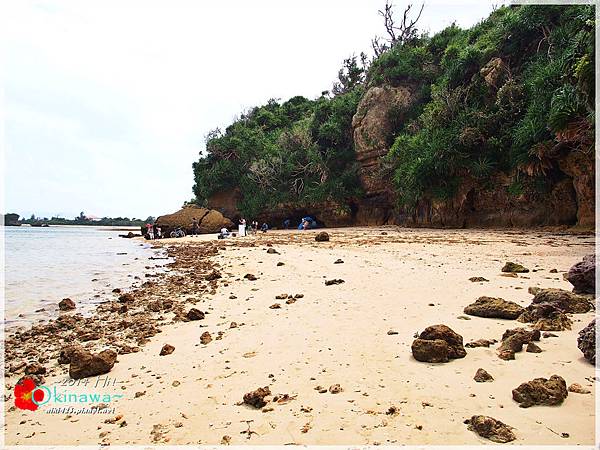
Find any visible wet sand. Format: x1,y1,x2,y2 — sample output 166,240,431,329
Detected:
4,227,596,446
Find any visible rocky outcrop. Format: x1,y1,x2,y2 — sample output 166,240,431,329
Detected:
58,298,76,311
466,415,516,443
155,205,233,236
411,324,466,363
567,254,595,294
517,302,572,331
512,375,568,408
577,319,595,364
464,296,524,319
516,287,592,331
352,84,421,224
528,287,593,313
392,173,579,228
315,231,330,242
3,213,21,226
502,262,529,273
68,348,117,380
497,328,540,360
207,189,241,220
480,57,508,89
352,85,418,197
474,368,494,382
557,149,595,228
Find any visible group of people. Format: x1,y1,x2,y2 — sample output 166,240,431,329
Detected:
145,223,162,240
218,218,269,239
146,215,318,241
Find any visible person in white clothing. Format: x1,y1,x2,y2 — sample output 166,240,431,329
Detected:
238,218,246,237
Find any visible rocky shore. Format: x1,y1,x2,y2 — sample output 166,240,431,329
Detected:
4,227,596,445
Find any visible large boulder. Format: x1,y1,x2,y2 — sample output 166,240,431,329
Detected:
199,209,233,233
411,338,450,363
155,204,233,236
528,287,593,313
464,296,524,320
512,375,568,408
517,302,573,331
577,319,595,364
567,254,595,294
411,324,466,362
68,348,117,379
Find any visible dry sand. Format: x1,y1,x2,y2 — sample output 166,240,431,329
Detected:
4,227,596,446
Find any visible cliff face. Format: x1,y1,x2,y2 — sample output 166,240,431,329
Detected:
351,84,419,225
206,94,593,229
198,5,594,230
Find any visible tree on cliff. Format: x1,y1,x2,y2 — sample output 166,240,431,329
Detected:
371,1,424,57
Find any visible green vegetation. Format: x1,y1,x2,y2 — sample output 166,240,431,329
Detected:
193,82,364,217
193,4,594,215
384,4,594,206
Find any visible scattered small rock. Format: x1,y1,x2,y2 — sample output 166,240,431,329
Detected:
200,332,212,345
497,328,540,360
502,262,529,273
465,339,497,348
243,386,271,408
325,279,345,286
568,383,591,394
24,363,46,376
315,232,329,242
205,270,222,281
334,259,344,264
466,415,516,443
58,298,76,311
269,303,281,309
469,277,489,282
329,384,342,394
244,274,257,281
526,342,542,353
474,368,494,382
159,344,175,356
186,308,205,321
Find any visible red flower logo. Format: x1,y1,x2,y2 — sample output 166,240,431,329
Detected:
14,377,45,411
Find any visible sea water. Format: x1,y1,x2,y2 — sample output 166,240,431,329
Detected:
3,225,167,329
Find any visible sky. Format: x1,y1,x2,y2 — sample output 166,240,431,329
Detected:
2,0,502,220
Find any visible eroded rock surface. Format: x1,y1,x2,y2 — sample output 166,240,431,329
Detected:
464,296,524,320
512,375,568,408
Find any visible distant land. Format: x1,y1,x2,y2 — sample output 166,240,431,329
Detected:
2,212,154,227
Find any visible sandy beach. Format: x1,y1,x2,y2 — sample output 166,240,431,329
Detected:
4,226,596,446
